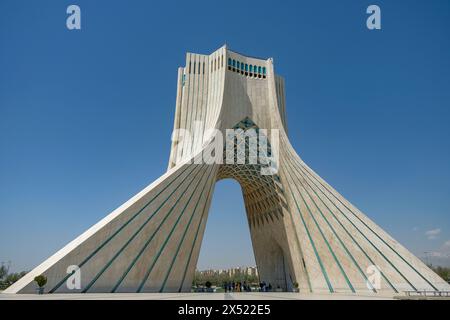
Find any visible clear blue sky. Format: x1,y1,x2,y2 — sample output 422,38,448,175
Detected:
1,0,449,272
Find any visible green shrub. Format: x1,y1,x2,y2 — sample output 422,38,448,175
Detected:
34,275,47,288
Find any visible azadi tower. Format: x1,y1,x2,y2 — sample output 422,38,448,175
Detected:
6,46,449,295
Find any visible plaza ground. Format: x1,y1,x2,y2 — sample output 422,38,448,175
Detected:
0,292,396,300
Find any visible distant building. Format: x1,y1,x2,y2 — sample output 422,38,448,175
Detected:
197,266,258,279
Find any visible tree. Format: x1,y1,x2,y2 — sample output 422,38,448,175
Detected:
0,266,27,290
0,265,8,280
430,265,450,282
5,271,27,285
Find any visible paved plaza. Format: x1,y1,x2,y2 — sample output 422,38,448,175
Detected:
0,292,395,300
